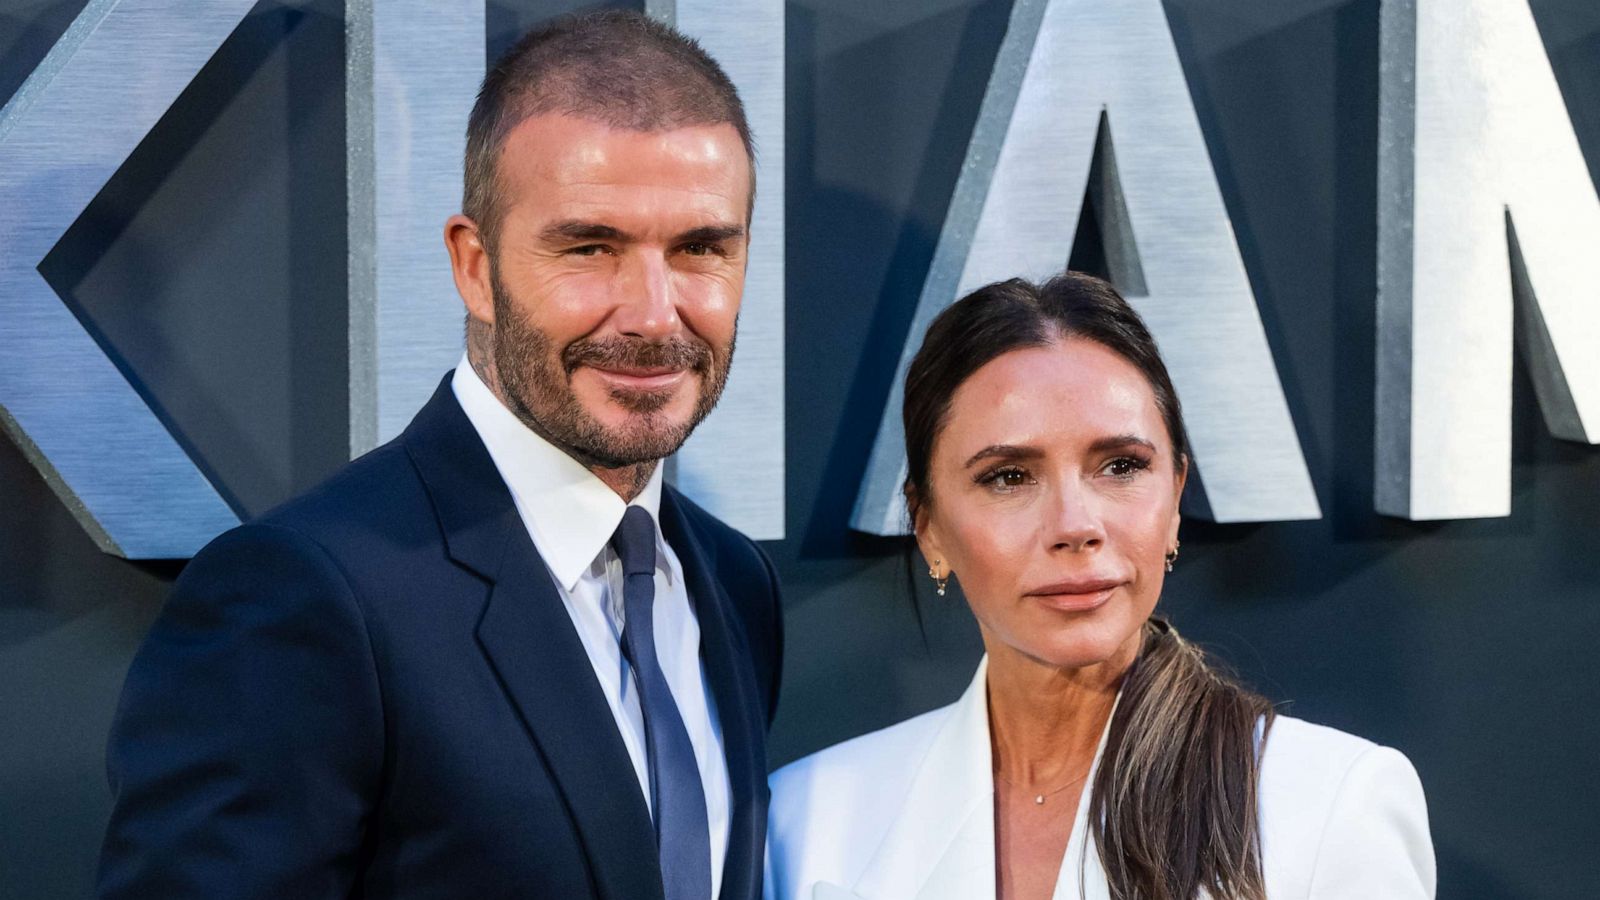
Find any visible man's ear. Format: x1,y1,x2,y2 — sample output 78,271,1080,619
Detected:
445,214,494,327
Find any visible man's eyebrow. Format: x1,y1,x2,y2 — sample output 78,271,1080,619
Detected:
675,223,747,244
539,221,631,243
963,444,1044,468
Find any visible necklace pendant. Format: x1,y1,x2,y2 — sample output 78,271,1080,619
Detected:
1034,794,1045,805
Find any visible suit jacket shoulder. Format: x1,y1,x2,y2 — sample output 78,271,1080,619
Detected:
99,493,395,898
249,435,439,578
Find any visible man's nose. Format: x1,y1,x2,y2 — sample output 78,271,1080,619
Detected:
612,250,681,339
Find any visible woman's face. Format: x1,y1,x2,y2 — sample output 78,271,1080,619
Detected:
916,338,1186,673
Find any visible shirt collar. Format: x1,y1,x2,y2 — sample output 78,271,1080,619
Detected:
451,356,665,592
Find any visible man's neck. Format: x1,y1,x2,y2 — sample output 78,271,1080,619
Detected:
468,345,658,502
590,461,657,502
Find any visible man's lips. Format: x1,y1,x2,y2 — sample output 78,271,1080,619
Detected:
1023,577,1123,611
583,365,691,391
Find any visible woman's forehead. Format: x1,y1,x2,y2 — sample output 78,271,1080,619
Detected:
939,340,1166,455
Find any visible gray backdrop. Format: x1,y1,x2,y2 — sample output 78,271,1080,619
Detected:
2,0,1598,897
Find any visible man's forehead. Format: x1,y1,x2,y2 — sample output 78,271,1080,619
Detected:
497,113,753,222
500,113,746,172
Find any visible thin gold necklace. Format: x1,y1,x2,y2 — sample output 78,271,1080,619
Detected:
994,768,1089,806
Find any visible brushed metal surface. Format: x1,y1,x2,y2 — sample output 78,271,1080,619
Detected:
662,0,786,540
850,0,1320,536
1376,0,1600,520
0,0,250,558
347,1,483,455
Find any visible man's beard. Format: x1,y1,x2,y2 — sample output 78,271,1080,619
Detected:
489,269,733,470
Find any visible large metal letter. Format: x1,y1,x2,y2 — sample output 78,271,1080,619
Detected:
652,0,786,540
851,0,1319,535
0,0,252,558
1376,0,1600,519
347,2,484,454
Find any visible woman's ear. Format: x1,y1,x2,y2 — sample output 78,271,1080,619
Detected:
1167,455,1189,549
917,532,948,579
908,488,949,579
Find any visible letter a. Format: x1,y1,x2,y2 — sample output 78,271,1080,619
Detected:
852,0,1319,535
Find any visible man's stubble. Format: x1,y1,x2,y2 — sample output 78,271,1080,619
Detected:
485,262,735,476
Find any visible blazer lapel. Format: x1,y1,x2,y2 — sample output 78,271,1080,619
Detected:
404,376,664,900
659,487,768,900
852,659,997,900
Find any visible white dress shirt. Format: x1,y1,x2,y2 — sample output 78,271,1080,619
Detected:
453,358,731,898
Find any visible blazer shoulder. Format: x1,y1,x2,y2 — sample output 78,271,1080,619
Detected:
1258,715,1435,898
1259,714,1381,787
767,704,953,899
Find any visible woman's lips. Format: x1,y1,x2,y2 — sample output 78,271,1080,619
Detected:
1023,578,1122,612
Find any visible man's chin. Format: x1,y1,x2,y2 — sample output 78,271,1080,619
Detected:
577,378,700,425
572,403,696,458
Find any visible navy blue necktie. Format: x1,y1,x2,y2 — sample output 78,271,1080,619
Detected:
611,506,713,900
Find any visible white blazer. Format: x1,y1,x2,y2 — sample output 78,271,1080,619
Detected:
767,657,1435,900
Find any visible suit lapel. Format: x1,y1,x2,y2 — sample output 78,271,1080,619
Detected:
404,377,664,900
477,536,665,900
659,488,767,900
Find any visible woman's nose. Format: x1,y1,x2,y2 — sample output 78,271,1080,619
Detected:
1048,482,1105,552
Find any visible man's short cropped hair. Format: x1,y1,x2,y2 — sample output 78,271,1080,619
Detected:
463,10,755,250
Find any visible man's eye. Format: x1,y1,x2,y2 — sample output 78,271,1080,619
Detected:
568,244,608,256
682,242,719,256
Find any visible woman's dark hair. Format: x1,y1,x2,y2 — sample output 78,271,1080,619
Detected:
901,271,1275,900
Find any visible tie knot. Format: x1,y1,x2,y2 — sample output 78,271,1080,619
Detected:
610,506,657,577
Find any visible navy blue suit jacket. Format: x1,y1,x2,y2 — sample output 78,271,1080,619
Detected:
98,377,784,900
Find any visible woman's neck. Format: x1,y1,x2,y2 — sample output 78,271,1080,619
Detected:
984,638,1135,787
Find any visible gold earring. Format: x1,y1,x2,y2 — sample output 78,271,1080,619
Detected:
929,560,948,597
1165,541,1180,573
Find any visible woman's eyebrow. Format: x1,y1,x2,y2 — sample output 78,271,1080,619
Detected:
963,444,1044,468
1087,434,1157,454
963,435,1157,469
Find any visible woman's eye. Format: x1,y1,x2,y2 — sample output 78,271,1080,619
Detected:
1105,456,1151,478
979,466,1033,491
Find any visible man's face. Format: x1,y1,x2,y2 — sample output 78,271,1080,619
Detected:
482,113,750,468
